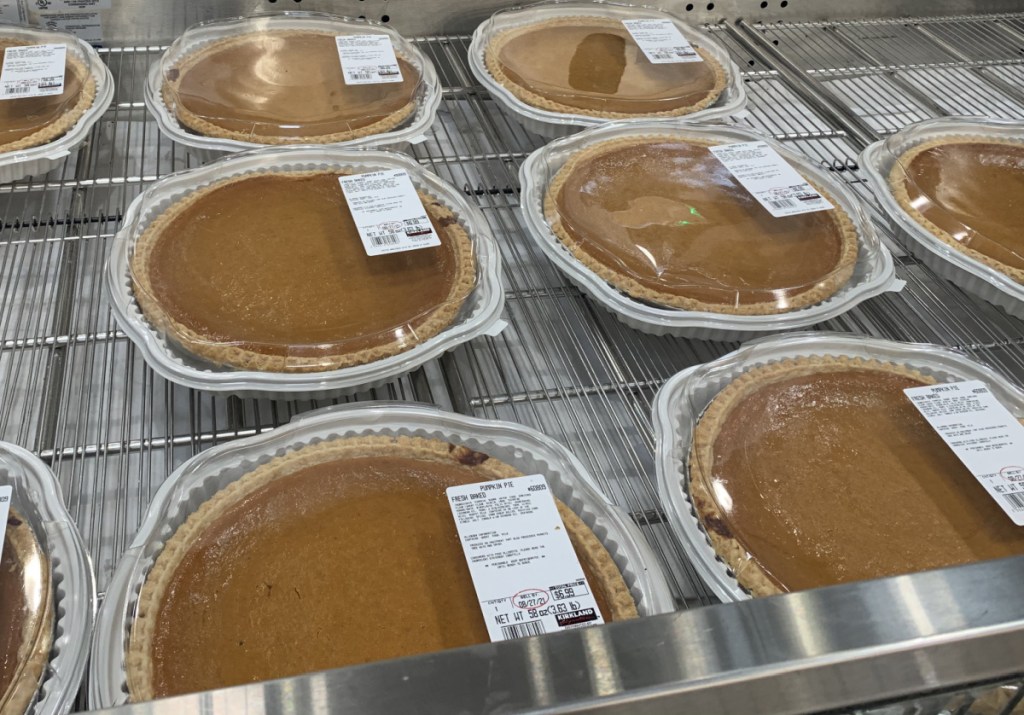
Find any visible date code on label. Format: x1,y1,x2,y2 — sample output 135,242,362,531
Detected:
448,474,606,642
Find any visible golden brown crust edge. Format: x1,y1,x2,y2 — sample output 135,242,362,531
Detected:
484,16,728,120
543,135,859,314
0,509,54,715
686,356,936,598
888,135,1024,285
0,42,97,154
161,30,417,145
125,435,639,702
128,169,477,373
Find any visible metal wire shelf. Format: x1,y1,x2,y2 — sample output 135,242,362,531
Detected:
2,10,1024,712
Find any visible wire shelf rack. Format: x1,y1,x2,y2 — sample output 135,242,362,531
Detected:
3,11,1024,712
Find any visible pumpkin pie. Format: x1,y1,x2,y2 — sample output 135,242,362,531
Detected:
485,16,727,118
125,435,638,701
890,137,1024,284
545,136,858,313
1,508,53,715
689,356,1024,596
0,39,96,153
164,30,420,144
130,170,475,372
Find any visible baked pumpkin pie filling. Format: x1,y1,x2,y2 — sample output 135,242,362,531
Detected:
126,436,637,700
0,39,95,152
165,31,420,143
486,17,726,117
689,359,1024,596
891,139,1024,280
130,171,475,372
546,137,858,313
1,508,53,715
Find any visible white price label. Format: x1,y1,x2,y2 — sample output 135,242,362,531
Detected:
622,19,702,64
336,34,403,85
0,485,11,567
448,475,605,642
708,140,833,217
905,380,1024,526
0,44,66,99
338,169,440,256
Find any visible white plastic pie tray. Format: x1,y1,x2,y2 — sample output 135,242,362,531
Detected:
0,24,114,184
860,116,1024,320
468,0,748,139
520,122,900,339
89,402,675,709
145,12,442,162
652,332,1024,602
104,145,505,398
0,440,95,715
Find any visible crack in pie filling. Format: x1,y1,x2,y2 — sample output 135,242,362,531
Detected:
485,17,727,118
545,136,858,314
125,435,637,701
1,507,53,715
163,30,420,144
130,170,476,373
689,356,1024,597
890,137,1024,285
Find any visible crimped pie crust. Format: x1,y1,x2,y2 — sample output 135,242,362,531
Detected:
687,356,935,597
889,135,1024,285
162,30,418,145
484,16,727,119
125,434,638,702
544,135,860,314
129,169,477,373
0,39,97,154
0,508,54,715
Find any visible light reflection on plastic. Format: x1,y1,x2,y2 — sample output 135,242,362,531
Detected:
674,206,704,227
712,479,733,514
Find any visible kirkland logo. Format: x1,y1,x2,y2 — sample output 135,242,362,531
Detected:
555,609,598,628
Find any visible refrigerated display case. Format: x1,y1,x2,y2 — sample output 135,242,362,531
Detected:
1,0,1023,713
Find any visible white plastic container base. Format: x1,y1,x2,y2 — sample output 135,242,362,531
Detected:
89,402,675,709
861,116,1024,320
468,1,748,139
0,25,114,184
0,440,95,715
145,12,441,160
105,145,505,399
521,122,900,339
652,332,1024,602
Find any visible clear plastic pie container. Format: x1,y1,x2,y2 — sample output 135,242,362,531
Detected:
521,122,899,339
104,145,505,398
468,0,747,138
861,116,1024,319
89,402,675,709
145,12,442,162
0,24,114,184
0,440,95,715
652,332,1024,602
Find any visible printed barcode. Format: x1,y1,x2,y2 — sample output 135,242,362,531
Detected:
350,71,376,80
1003,491,1024,511
767,198,797,210
500,620,545,639
369,233,401,247
3,86,32,95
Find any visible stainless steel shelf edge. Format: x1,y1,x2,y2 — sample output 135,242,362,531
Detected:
98,555,1024,715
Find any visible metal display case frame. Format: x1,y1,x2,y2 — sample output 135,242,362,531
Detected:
1,0,1023,712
